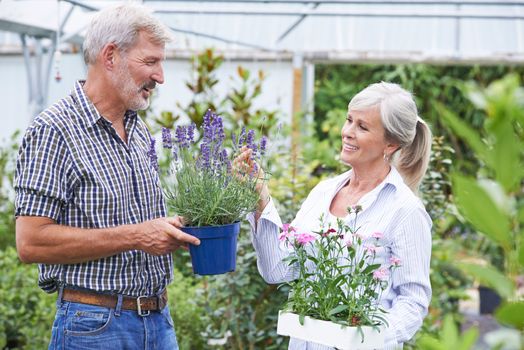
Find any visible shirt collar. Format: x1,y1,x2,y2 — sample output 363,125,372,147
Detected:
333,166,404,213
71,80,138,127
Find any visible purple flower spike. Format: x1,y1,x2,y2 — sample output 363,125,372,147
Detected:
199,143,211,170
175,126,188,148
148,137,158,171
246,129,257,158
203,110,214,143
260,136,268,156
212,115,225,144
161,127,173,149
238,126,246,147
231,132,237,148
246,129,255,149
187,123,196,144
220,149,228,162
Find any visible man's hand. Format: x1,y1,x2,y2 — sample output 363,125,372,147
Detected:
134,217,200,256
15,215,200,264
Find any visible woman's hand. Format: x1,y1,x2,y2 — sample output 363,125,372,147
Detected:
232,147,266,192
232,147,271,218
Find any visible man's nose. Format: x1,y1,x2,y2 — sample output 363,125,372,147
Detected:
152,64,165,84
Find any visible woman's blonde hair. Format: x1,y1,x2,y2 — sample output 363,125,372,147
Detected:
348,82,432,193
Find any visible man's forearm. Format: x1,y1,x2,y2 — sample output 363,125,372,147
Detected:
16,216,137,264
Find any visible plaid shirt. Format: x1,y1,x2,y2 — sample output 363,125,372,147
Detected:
15,81,172,297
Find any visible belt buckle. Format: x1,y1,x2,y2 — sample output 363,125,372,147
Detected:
137,296,150,317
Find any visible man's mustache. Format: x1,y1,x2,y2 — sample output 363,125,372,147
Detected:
141,81,156,91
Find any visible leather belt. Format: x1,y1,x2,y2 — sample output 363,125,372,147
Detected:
62,288,168,316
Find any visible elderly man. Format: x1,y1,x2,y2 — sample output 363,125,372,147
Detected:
14,4,198,349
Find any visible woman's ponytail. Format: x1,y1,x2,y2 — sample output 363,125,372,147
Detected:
394,118,432,193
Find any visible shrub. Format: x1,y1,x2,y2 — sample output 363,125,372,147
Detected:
0,247,55,349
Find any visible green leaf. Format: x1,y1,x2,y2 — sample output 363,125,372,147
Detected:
490,119,523,192
457,327,479,350
417,335,445,350
328,304,349,316
452,174,511,250
362,263,381,275
495,302,524,330
519,205,524,225
441,314,459,348
457,263,514,299
437,102,489,165
519,236,524,268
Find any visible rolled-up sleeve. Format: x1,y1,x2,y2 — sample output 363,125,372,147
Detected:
15,122,73,221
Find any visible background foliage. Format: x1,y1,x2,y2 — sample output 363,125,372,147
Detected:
0,53,523,348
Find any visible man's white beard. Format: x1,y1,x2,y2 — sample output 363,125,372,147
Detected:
111,60,150,111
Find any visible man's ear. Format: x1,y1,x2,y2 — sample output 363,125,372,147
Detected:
100,43,117,70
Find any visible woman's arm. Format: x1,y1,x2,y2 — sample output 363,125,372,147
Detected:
383,206,432,347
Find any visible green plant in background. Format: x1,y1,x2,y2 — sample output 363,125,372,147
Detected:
198,232,289,349
226,66,279,135
0,131,19,250
0,247,55,349
167,269,207,349
416,314,478,350
439,74,524,337
178,48,224,129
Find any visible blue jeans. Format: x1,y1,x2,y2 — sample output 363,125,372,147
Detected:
48,291,179,350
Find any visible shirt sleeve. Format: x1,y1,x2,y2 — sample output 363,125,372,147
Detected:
15,122,73,221
383,206,432,347
246,197,298,284
247,181,326,284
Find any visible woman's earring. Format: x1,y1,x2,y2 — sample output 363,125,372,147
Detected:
383,153,390,162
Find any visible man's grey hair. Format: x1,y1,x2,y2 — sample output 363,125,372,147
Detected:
83,3,172,65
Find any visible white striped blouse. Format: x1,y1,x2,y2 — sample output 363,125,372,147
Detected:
247,166,432,349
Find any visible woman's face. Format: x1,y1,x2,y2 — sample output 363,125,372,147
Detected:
340,107,395,168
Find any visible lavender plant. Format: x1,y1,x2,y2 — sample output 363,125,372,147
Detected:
280,206,400,330
159,110,267,227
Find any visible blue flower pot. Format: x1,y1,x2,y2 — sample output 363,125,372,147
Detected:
182,222,240,275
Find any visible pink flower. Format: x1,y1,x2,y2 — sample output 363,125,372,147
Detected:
282,223,296,233
389,256,401,267
295,232,316,245
364,244,377,254
353,232,364,241
371,232,383,239
373,267,389,280
322,228,337,237
279,224,297,241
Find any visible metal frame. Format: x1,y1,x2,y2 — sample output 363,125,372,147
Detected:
2,0,524,117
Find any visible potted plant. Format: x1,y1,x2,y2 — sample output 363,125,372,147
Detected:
276,207,400,349
158,110,267,275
